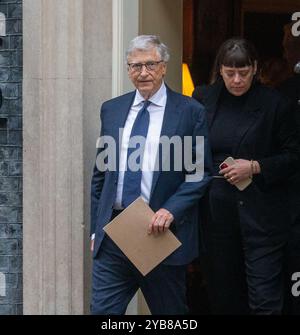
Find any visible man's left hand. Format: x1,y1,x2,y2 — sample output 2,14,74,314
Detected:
148,208,174,235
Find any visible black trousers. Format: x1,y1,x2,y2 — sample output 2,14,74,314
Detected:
201,179,285,315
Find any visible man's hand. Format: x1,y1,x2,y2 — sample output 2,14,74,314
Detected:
148,208,174,235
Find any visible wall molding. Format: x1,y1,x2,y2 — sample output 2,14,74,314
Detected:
112,0,139,97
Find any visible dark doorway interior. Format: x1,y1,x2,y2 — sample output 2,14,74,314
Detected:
243,12,291,62
183,0,298,314
184,0,296,86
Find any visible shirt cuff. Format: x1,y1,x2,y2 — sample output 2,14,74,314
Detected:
91,233,95,240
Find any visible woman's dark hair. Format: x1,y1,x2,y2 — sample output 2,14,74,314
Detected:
210,37,259,83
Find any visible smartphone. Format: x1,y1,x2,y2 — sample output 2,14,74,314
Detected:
219,156,235,170
219,156,252,191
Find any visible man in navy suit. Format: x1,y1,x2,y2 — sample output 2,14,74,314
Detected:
90,35,212,315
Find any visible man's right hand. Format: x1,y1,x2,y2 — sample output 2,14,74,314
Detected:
148,208,174,235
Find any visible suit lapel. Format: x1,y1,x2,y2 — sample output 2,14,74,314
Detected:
204,80,223,129
111,92,136,174
232,84,261,156
150,87,182,198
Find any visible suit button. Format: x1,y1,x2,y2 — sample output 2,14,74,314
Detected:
239,201,244,206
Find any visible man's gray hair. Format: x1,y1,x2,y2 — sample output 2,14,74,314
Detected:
126,35,170,62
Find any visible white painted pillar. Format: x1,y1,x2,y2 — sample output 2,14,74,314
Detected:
23,0,113,314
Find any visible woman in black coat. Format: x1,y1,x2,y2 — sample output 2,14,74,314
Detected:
193,38,300,315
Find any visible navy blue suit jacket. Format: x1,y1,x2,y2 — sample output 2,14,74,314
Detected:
90,87,213,265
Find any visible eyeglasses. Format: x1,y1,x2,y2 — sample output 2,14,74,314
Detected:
127,60,164,73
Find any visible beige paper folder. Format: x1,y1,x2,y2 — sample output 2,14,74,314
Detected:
103,197,182,276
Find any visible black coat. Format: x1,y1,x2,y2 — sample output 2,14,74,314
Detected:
279,74,300,132
279,74,300,187
193,80,300,245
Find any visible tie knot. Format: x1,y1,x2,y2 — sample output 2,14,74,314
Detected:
143,100,151,109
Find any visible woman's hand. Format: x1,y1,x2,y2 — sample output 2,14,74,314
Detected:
219,159,253,185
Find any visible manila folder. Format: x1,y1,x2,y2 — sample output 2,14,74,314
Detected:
103,197,182,276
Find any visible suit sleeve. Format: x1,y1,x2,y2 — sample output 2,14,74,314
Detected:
162,103,213,225
90,108,106,237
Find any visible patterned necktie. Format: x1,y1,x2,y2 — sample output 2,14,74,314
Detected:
122,100,151,207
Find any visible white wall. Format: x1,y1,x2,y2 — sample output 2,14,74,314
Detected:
139,0,183,93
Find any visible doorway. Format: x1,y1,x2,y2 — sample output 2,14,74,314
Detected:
184,0,298,86
183,0,299,314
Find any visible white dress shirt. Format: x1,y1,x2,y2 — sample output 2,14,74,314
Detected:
114,82,167,209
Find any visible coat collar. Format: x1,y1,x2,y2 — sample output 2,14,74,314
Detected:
111,85,181,140
232,82,261,155
205,80,261,155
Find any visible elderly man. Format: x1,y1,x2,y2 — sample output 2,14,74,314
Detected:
90,35,212,315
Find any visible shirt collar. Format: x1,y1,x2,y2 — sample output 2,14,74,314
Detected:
133,82,167,107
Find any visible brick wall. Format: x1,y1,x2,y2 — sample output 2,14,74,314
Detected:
0,0,23,315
